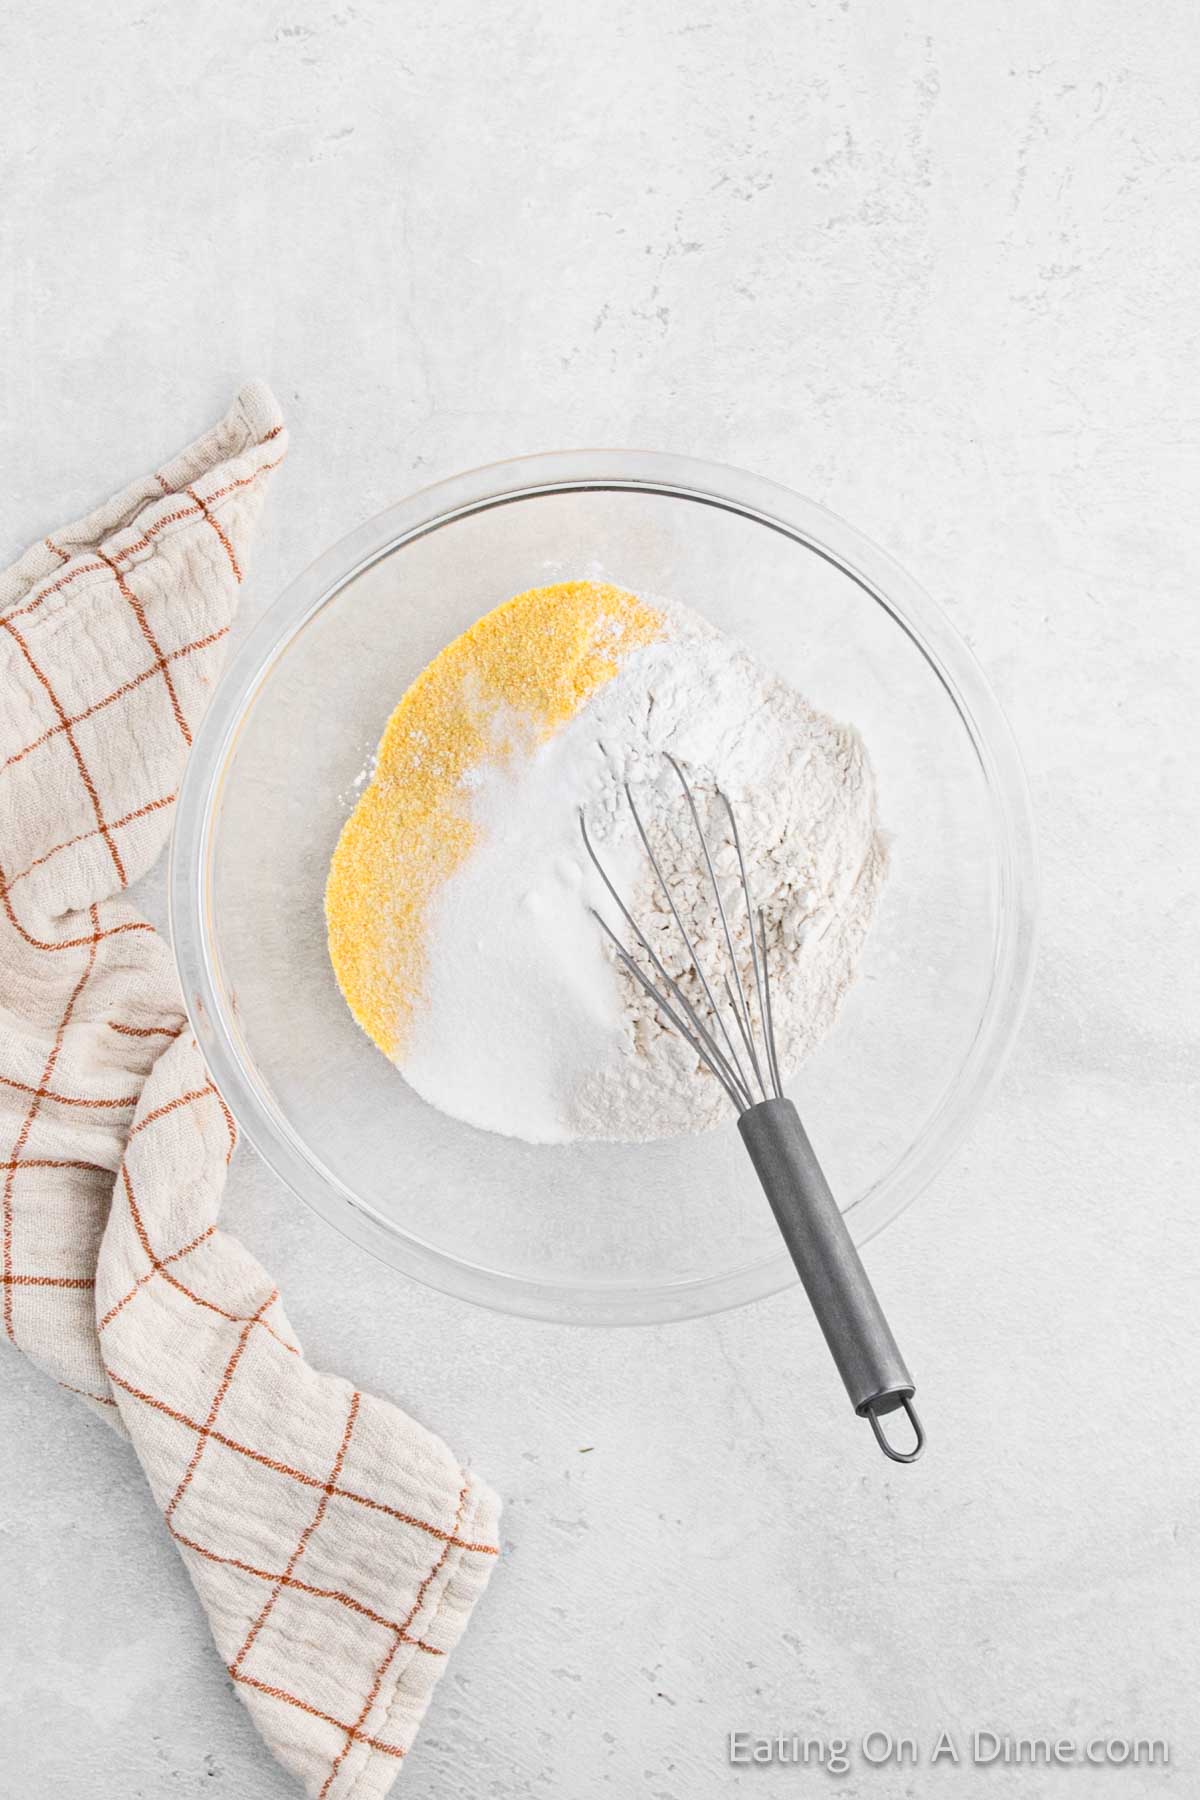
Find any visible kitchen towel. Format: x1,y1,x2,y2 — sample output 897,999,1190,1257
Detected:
0,383,500,1797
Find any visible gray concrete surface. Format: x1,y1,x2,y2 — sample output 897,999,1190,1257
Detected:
2,2,1197,1795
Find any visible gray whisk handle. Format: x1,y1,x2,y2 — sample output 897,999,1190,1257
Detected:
737,1098,924,1463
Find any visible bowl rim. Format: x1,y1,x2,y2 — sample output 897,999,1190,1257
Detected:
170,448,1039,1325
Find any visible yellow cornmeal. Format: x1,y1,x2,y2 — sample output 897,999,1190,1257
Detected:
325,581,665,1060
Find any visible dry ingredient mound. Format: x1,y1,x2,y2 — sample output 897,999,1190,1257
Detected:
325,580,888,1144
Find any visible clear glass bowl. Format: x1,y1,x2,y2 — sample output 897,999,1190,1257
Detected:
170,452,1037,1324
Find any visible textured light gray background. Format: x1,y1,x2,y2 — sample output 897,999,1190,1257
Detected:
2,2,1198,1796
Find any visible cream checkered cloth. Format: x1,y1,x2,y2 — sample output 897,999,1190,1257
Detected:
0,384,500,1797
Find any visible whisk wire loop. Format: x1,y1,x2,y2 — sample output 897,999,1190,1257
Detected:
579,815,753,1110
722,791,782,1104
621,779,754,1106
590,914,747,1113
758,909,784,1102
580,759,782,1118
664,754,771,1105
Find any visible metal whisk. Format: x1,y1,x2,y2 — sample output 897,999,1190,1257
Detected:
581,754,924,1465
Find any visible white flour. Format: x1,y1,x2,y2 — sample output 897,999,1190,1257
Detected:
400,598,887,1142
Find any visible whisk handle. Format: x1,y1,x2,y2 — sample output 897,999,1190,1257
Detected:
737,1097,923,1463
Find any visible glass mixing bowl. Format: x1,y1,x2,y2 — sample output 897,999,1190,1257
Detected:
170,451,1037,1324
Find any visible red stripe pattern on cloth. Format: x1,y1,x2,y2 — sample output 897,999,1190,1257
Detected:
0,385,499,1798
